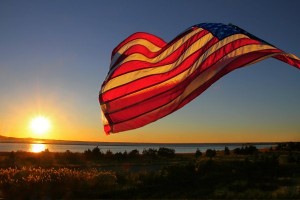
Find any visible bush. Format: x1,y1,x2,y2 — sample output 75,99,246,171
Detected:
105,150,113,158
92,146,102,157
224,146,230,155
233,145,258,155
84,146,103,160
276,142,300,151
158,147,175,157
195,148,202,159
128,149,140,158
205,149,216,159
142,148,158,158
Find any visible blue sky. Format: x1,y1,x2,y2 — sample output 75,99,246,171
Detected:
0,0,299,142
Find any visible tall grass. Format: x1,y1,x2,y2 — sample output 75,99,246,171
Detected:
0,167,117,199
0,144,299,199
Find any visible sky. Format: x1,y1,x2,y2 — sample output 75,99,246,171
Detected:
0,0,299,143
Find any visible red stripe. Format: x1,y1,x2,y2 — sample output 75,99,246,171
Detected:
111,32,166,59
117,44,160,58
273,54,300,69
176,49,283,111
102,38,260,102
106,48,281,124
111,101,173,133
109,45,160,71
104,124,111,135
110,29,210,79
109,50,282,130
101,25,300,134
109,81,183,122
111,28,195,61
113,28,195,60
102,36,219,102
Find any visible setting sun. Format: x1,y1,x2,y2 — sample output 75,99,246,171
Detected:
30,116,51,136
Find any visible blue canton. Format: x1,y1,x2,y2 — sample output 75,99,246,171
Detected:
193,23,274,47
196,23,242,40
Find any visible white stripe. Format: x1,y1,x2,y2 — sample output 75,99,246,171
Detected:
106,28,203,82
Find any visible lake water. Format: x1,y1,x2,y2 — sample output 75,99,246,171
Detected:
0,142,276,154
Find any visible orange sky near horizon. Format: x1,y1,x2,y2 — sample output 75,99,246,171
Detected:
1,60,299,143
2,99,299,143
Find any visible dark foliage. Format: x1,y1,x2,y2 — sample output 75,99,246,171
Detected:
128,149,140,158
1,147,300,199
224,146,230,155
195,148,202,159
142,148,158,158
233,145,258,155
276,142,300,152
105,150,113,158
205,149,216,158
113,155,289,199
157,147,175,157
84,146,103,160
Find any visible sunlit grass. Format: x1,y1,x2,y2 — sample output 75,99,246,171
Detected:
0,167,117,198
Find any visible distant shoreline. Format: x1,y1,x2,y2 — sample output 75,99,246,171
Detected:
0,140,279,146
1,134,297,146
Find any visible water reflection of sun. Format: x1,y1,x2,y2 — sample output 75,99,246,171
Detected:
30,143,47,153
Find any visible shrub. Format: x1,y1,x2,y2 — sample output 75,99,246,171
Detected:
224,146,230,155
114,152,125,160
84,147,103,160
158,147,175,157
142,148,158,158
233,145,258,155
128,149,140,158
195,148,202,159
205,149,216,159
92,146,102,157
276,142,300,151
105,150,113,157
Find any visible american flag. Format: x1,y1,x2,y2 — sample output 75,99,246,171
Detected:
99,23,300,134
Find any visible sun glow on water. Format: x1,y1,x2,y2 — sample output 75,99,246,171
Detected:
30,143,47,153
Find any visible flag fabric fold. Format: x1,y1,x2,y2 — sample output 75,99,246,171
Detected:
99,23,300,134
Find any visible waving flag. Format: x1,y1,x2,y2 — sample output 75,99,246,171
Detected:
99,23,300,134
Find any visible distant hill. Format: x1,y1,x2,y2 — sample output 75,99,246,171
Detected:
0,135,35,143
0,135,282,147
0,135,100,145
0,135,113,146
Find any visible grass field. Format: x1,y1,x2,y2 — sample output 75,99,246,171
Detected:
0,143,299,199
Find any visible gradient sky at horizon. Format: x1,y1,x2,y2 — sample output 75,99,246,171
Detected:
0,0,299,143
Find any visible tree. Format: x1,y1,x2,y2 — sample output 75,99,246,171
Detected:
92,146,102,157
224,146,230,155
128,149,140,158
195,148,202,159
142,148,158,158
105,150,113,157
233,148,241,155
233,145,258,155
205,149,216,159
158,147,175,157
114,152,124,160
